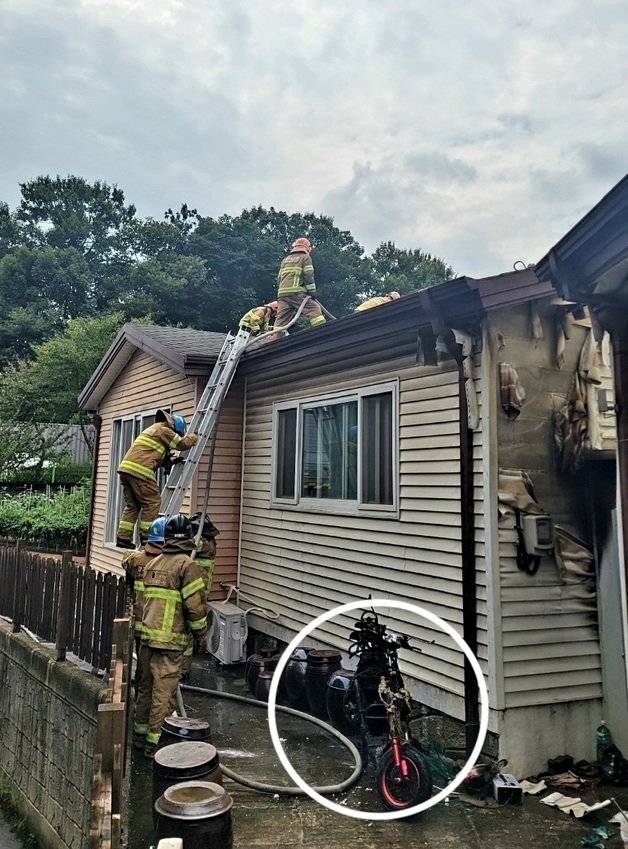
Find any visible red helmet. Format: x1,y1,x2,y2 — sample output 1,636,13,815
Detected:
291,237,312,252
387,291,401,300
266,301,278,312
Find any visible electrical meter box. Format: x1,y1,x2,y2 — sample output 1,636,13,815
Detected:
521,514,554,553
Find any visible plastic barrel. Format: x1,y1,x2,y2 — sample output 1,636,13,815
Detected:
255,670,274,702
154,781,233,849
305,650,342,718
245,654,277,694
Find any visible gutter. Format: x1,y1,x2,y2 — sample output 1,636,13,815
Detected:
84,413,102,564
445,333,480,758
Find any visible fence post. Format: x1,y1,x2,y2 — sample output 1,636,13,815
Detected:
55,550,73,661
12,540,25,634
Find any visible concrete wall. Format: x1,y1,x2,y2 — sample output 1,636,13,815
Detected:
0,620,107,849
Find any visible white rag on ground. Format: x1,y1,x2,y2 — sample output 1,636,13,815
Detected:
540,792,611,818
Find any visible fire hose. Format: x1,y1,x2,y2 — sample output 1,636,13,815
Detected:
178,683,363,796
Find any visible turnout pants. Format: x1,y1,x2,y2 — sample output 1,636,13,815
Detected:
274,294,326,334
133,645,184,749
117,472,161,543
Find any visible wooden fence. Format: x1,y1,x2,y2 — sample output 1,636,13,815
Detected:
0,542,127,671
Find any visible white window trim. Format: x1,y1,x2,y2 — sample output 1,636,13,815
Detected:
271,381,399,518
104,406,168,548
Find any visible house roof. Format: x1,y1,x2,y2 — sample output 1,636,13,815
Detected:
240,267,555,377
535,173,628,310
78,324,226,411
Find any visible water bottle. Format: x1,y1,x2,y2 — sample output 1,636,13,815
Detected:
596,720,613,762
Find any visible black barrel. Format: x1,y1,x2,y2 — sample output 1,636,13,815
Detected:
326,668,357,735
245,654,278,694
154,780,233,849
161,716,211,744
305,650,342,718
255,670,274,702
153,741,222,821
284,647,314,710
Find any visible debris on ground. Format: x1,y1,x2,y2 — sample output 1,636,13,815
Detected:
580,825,616,848
520,779,547,795
540,792,612,818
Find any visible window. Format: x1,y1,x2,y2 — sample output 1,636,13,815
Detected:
272,383,398,514
105,409,166,544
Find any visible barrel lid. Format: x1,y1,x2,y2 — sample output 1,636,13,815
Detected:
326,669,355,690
162,717,210,737
257,670,274,680
289,647,313,661
307,649,342,664
155,781,233,820
154,741,219,771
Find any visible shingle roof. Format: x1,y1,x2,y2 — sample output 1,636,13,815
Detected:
78,324,226,410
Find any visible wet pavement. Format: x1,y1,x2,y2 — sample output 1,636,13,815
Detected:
128,659,628,849
0,807,30,849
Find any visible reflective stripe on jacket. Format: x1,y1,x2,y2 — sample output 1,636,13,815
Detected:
122,544,162,635
141,549,208,650
118,412,197,482
196,537,216,591
240,305,272,333
277,249,316,297
354,295,392,312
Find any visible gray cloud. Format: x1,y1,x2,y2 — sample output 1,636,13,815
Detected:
1,0,627,277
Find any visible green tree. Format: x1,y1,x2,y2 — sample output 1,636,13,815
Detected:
367,242,454,297
0,312,124,424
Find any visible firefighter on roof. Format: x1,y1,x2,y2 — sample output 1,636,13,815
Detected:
274,238,326,336
354,291,401,312
239,302,278,335
116,409,198,548
133,513,208,758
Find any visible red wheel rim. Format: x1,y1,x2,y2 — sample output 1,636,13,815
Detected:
380,756,421,808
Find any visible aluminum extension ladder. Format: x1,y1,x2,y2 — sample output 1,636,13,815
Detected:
160,327,251,517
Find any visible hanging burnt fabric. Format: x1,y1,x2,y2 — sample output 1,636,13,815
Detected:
499,363,526,419
553,525,596,610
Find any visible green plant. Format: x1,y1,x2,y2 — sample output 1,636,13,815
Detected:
0,484,89,550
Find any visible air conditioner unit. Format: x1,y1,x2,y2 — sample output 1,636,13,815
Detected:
207,601,247,665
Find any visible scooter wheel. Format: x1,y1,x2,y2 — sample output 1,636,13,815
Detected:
376,743,433,812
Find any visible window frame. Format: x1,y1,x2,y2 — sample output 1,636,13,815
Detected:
270,381,399,517
105,406,168,547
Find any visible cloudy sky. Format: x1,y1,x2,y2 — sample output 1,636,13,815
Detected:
2,0,627,277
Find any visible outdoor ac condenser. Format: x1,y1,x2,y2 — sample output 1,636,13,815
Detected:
207,601,247,665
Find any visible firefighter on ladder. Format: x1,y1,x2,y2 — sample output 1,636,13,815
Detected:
239,301,278,335
133,513,208,758
354,291,401,312
274,238,326,337
116,410,198,549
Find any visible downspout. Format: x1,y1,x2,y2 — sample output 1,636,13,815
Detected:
610,330,628,605
84,413,102,564
446,332,479,758
236,376,248,590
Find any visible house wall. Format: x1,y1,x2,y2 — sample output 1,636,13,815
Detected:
239,354,488,723
492,301,606,719
89,350,241,596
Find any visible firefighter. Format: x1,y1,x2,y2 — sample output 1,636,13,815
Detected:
239,302,278,335
181,512,220,679
116,410,198,549
133,513,208,758
274,238,326,336
354,291,401,312
121,516,166,684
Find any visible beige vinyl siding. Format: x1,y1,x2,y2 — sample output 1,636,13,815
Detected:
240,357,487,719
90,351,242,594
493,303,603,708
193,378,243,599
